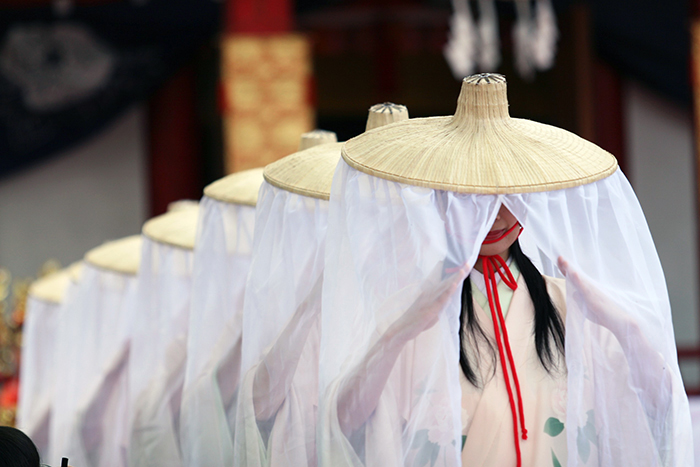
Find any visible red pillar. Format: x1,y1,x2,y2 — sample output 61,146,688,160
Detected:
593,60,627,174
148,65,201,216
225,0,291,34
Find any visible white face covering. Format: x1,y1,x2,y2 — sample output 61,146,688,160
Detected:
179,195,256,466
317,160,693,467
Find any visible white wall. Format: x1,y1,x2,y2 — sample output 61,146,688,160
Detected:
625,81,699,384
0,106,148,279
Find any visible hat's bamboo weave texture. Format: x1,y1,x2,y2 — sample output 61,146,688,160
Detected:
142,206,199,251
85,235,142,276
264,142,344,200
342,74,618,194
265,103,409,200
366,103,408,131
204,168,265,206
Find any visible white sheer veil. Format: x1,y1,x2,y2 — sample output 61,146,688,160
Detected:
233,182,329,467
49,237,140,467
317,75,692,466
234,113,407,467
128,208,198,466
179,169,261,467
20,265,79,459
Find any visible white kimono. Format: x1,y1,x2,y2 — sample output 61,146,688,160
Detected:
461,267,568,466
320,266,568,467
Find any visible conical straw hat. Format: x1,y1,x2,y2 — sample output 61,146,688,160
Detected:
167,199,200,212
85,235,142,275
342,74,618,194
142,205,199,251
29,267,72,304
204,168,265,206
264,104,410,200
67,261,83,284
264,141,343,200
298,129,338,151
366,103,409,131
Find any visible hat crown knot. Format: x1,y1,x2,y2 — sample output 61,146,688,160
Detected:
453,73,510,126
298,129,337,151
366,102,409,131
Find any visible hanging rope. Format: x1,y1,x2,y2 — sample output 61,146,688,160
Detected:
479,222,527,466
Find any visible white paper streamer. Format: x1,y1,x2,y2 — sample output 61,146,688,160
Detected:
444,0,478,79
477,0,500,71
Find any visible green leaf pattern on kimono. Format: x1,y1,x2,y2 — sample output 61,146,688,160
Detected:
544,417,565,466
552,449,562,467
410,429,440,467
544,417,565,437
412,441,439,467
576,410,598,464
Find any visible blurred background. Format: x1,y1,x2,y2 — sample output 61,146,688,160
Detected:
0,0,696,420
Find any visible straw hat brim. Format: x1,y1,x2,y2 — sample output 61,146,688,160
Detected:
29,268,72,304
264,142,343,200
142,206,199,251
67,261,83,284
85,235,142,275
342,116,618,194
204,168,265,206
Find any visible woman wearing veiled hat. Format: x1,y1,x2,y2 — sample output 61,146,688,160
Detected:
318,74,693,467
234,106,408,467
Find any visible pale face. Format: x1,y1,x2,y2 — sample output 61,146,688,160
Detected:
478,205,520,258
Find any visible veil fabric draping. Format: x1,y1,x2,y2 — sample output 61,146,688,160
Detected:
234,181,328,467
49,262,138,467
19,270,76,460
318,160,693,466
127,236,194,467
179,195,256,466
19,294,60,458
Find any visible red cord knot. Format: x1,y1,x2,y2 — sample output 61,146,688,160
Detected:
478,221,527,466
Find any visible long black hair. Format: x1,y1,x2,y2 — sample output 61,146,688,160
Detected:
459,239,565,386
0,426,40,467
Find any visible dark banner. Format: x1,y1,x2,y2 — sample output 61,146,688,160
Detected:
0,0,220,179
589,0,690,107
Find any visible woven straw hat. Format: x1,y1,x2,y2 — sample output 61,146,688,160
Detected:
167,199,200,212
366,103,409,131
264,130,341,200
67,261,83,284
342,74,618,194
142,205,199,251
264,103,410,200
85,235,142,275
29,268,72,304
204,168,265,206
298,129,338,151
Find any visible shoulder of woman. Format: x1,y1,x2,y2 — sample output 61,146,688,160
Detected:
543,275,567,317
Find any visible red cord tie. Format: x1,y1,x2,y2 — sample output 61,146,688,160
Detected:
479,222,527,467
